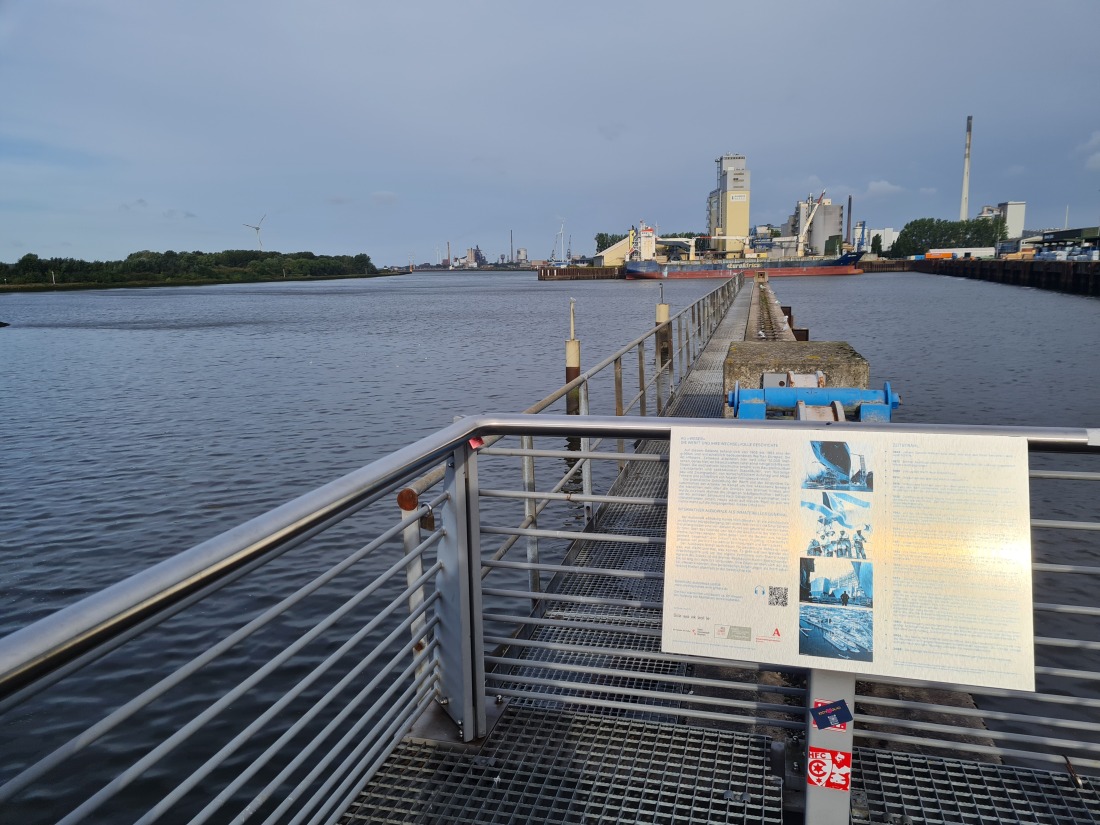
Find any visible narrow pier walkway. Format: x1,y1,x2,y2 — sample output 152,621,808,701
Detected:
344,283,780,824
343,281,1099,825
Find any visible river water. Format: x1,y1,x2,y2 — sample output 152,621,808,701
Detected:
1,271,1098,812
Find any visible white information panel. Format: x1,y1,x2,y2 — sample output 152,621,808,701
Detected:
661,427,1034,691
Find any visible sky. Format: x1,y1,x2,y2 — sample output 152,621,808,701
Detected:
2,0,1098,267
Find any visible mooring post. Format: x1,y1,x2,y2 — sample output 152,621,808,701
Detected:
566,298,580,415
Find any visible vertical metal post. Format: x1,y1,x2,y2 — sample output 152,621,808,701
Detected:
566,299,581,415
655,301,670,415
434,444,487,742
636,341,647,417
613,356,625,470
397,489,427,678
804,669,857,824
520,434,539,597
676,315,685,381
579,381,594,526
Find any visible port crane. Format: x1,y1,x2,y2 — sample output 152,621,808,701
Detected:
796,189,827,257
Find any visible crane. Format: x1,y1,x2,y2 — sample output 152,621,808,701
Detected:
797,190,827,257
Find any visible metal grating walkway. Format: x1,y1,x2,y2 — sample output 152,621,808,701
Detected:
345,706,782,824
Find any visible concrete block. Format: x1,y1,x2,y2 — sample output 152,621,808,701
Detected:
723,341,869,418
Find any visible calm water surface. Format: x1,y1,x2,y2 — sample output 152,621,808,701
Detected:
1,271,1098,811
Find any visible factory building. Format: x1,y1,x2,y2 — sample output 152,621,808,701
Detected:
782,195,845,256
976,201,1026,239
706,154,750,255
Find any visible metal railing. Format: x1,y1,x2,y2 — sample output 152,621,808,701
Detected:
0,413,1097,823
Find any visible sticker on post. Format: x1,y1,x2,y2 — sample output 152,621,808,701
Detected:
811,699,852,731
807,747,851,791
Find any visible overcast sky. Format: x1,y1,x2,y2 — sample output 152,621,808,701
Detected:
3,0,1098,266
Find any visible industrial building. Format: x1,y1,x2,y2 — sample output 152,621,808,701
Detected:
706,154,750,255
976,201,1026,239
781,194,845,257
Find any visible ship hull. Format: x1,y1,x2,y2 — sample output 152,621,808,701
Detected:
624,252,864,280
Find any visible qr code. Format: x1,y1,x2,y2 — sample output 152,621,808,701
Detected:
768,587,788,607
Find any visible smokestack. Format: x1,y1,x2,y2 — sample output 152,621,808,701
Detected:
846,195,853,244
960,115,973,221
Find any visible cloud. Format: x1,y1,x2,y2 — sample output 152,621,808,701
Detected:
371,191,398,206
919,187,937,196
327,195,354,205
1077,131,1100,153
1087,153,1100,172
863,180,904,198
162,209,198,219
119,198,150,212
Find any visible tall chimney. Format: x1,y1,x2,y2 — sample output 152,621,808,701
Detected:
846,195,853,244
960,115,973,221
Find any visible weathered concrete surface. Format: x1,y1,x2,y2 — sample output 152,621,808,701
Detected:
723,341,870,414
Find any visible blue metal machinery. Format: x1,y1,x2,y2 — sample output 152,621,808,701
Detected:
727,381,901,421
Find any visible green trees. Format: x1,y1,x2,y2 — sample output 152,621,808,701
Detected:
871,234,883,255
0,250,379,287
889,217,1007,258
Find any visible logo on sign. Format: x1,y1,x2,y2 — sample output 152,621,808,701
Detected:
807,747,851,791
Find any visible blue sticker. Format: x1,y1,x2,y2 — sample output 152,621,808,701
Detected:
810,699,854,729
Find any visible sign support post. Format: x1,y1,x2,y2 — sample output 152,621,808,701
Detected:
805,669,856,824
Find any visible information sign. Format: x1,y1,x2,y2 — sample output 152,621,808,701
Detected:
661,428,1034,691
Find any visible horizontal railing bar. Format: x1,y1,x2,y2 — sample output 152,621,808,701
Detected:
1035,636,1100,650
483,587,661,611
232,658,438,825
485,671,800,718
483,635,808,693
854,711,1099,752
48,555,445,824
489,687,805,731
0,524,442,805
485,656,805,713
1033,563,1100,575
318,688,439,825
1034,603,1100,617
479,447,664,462
282,669,439,825
478,489,667,507
853,695,1100,735
1031,518,1100,531
856,677,1100,708
1029,470,1100,480
480,525,665,545
1035,666,1100,681
482,559,662,579
851,729,1100,771
483,613,661,638
143,612,440,824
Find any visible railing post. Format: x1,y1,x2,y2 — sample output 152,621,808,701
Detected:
655,300,670,415
579,381,594,525
636,341,647,416
614,356,625,470
434,443,486,742
520,434,540,597
676,315,685,382
397,489,428,678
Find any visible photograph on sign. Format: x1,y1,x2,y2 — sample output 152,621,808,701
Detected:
661,427,1034,691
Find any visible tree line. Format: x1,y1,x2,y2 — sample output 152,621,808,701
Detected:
1,249,379,288
887,217,1007,258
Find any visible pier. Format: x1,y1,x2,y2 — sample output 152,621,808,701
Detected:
0,277,1097,824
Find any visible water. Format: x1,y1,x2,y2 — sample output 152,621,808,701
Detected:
2,271,1098,812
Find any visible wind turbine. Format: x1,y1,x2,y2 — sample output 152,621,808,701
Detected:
243,214,266,250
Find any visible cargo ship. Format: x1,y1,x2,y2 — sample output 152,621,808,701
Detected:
624,250,865,279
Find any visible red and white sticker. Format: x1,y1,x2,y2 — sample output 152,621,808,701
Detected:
807,747,851,791
813,699,848,731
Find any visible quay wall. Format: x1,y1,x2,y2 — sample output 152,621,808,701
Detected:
537,266,623,281
912,258,1100,296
